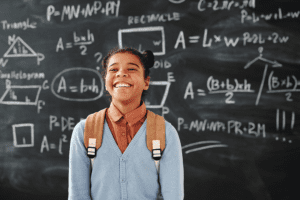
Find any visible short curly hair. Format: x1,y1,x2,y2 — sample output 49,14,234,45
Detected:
101,46,154,101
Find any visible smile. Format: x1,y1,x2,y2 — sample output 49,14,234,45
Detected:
114,85,131,88
114,83,132,88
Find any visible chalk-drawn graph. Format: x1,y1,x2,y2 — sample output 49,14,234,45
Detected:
118,26,165,56
145,81,170,109
3,37,45,65
12,123,34,147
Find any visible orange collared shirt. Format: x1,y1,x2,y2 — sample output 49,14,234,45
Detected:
106,101,147,154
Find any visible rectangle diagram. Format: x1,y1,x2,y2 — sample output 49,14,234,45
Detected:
12,123,34,147
118,26,165,56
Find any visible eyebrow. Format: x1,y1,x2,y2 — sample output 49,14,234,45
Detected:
108,62,140,68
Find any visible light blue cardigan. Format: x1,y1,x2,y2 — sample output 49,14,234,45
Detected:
68,118,184,200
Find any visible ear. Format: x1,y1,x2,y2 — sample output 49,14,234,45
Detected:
143,76,150,90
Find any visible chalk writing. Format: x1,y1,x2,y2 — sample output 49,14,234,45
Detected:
49,115,78,132
145,81,171,109
169,0,185,4
182,140,228,154
0,80,42,106
0,58,9,67
56,29,94,54
153,59,172,69
243,32,289,45
40,134,68,155
1,18,37,30
12,123,34,147
183,47,288,105
118,26,165,56
51,68,104,101
207,77,253,94
128,12,180,25
47,1,120,22
0,70,45,80
178,117,266,138
175,29,289,49
184,79,254,104
241,8,300,24
198,0,255,12
3,36,45,65
276,109,296,132
244,47,282,105
267,71,300,101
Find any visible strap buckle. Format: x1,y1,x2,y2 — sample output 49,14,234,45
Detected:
87,138,96,158
152,148,161,160
87,147,96,158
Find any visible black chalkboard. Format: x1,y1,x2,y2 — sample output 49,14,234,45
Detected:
1,0,300,199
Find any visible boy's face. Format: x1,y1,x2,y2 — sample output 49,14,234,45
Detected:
105,52,150,104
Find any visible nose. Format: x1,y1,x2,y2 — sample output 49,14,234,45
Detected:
116,68,128,77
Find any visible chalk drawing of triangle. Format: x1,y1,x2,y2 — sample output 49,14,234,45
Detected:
3,37,37,58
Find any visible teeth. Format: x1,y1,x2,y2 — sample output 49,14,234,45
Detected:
115,83,131,87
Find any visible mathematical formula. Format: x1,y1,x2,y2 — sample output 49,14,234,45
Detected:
178,117,266,137
46,0,120,22
174,29,289,50
197,0,255,12
241,8,300,24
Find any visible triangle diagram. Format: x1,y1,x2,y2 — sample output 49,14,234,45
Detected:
3,37,37,58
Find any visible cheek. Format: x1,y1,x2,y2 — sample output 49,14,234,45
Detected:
105,75,112,85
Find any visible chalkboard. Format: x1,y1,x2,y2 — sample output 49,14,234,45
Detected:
1,0,300,199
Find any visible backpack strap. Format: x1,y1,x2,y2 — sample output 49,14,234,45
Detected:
146,110,166,154
84,108,107,168
84,108,165,199
146,110,165,199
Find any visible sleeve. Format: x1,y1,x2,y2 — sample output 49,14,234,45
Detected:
159,122,184,200
68,120,92,200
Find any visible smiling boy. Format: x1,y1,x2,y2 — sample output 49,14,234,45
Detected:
68,47,184,200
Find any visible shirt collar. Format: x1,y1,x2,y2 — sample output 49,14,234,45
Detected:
107,101,146,126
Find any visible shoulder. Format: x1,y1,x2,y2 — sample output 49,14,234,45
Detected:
71,119,86,138
76,118,86,129
73,108,108,134
161,119,183,153
164,119,179,138
154,114,180,145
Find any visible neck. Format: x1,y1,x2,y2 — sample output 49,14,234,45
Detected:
112,98,142,115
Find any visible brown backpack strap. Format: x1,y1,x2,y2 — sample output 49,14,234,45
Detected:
84,108,107,150
146,110,165,153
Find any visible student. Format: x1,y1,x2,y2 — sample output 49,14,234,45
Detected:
68,47,184,200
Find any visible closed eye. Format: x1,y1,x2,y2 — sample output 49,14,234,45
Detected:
109,68,137,72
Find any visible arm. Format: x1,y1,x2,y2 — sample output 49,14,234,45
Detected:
68,120,92,200
159,122,184,200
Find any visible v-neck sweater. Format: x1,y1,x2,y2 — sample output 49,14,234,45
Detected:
68,118,184,200
106,101,147,154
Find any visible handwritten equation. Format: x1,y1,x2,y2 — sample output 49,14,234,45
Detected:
51,68,104,101
56,29,94,55
175,29,289,49
183,47,299,105
197,0,255,12
46,0,120,22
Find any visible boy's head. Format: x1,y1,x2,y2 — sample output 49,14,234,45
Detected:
101,47,154,102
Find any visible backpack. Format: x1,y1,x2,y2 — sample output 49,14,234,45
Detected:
83,108,165,199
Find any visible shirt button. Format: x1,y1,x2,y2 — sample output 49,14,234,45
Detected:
122,132,125,136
